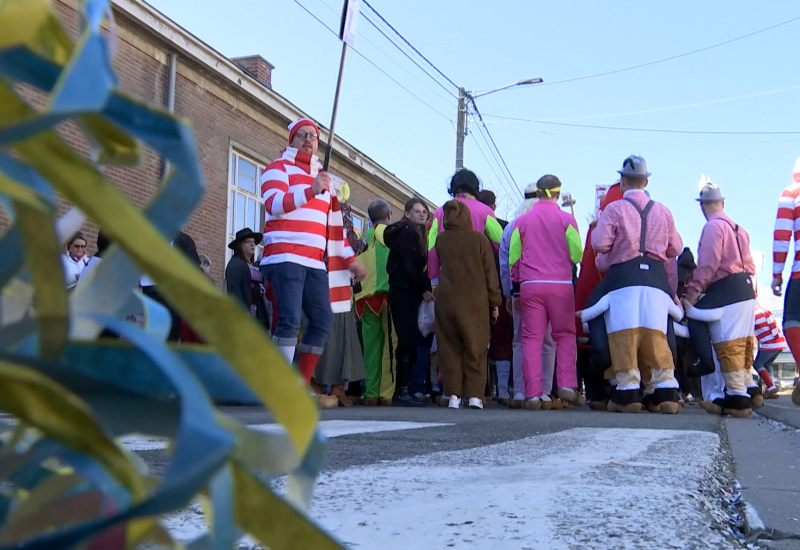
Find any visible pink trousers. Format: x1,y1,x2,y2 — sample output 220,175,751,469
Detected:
520,282,577,398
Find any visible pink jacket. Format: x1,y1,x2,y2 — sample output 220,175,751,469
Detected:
509,201,582,287
428,195,503,283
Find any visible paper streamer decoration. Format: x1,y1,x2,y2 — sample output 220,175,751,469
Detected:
0,0,342,547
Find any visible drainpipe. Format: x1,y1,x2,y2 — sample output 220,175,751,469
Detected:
160,52,178,179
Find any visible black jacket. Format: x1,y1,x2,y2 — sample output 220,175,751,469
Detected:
225,256,270,327
384,219,431,295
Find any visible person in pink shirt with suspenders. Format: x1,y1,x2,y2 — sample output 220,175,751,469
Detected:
580,155,684,414
683,181,757,417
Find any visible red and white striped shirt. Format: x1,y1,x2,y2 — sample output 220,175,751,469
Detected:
754,306,786,351
773,181,800,280
259,147,354,312
261,148,336,270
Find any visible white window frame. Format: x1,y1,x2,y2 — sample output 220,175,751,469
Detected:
349,206,366,237
227,149,268,265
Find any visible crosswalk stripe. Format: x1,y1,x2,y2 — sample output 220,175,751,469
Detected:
310,428,726,549
120,420,452,452
163,427,732,547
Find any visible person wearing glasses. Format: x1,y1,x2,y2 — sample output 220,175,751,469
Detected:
62,231,90,290
259,117,367,409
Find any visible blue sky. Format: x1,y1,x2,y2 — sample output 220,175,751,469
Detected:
148,0,800,307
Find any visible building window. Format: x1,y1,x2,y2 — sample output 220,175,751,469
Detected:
350,211,364,236
228,151,267,262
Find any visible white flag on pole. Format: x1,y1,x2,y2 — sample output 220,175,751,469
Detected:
339,0,360,45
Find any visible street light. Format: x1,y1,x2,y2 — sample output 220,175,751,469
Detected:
455,77,543,170
561,192,576,216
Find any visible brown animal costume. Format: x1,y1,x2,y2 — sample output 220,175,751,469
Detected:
432,200,501,402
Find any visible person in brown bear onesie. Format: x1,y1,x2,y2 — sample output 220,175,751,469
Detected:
429,199,502,409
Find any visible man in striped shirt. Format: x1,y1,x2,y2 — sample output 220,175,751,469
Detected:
771,157,800,406
259,118,367,407
754,305,785,398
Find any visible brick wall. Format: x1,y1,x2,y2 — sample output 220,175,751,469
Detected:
21,0,423,289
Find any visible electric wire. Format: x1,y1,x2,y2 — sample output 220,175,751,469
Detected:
545,84,800,122
543,15,800,86
314,0,456,106
469,99,522,196
469,114,518,200
359,10,457,99
468,128,510,199
480,114,800,135
361,0,460,90
470,107,521,199
293,0,452,121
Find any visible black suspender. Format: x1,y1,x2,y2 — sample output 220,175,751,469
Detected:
719,219,745,266
623,197,654,255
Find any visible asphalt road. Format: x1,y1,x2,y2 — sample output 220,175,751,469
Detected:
137,396,800,548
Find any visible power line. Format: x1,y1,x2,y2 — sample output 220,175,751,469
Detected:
359,10,457,99
468,113,519,200
481,114,800,135
313,0,455,105
468,128,509,196
543,14,800,87
546,84,800,122
361,0,460,90
469,100,522,196
292,0,452,121
471,133,515,201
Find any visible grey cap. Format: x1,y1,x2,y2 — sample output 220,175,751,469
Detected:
696,182,725,202
617,155,651,178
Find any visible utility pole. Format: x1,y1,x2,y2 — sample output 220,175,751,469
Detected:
455,87,467,171
454,78,542,172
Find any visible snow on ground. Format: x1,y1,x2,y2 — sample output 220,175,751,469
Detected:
162,426,752,549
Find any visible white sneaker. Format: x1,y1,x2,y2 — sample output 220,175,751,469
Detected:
468,397,484,409
448,395,462,409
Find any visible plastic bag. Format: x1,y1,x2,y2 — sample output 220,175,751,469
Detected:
418,300,435,337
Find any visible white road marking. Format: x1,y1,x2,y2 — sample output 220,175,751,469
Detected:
163,428,731,549
312,428,725,549
120,420,452,452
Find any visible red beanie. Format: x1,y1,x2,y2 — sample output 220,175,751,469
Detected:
288,118,320,144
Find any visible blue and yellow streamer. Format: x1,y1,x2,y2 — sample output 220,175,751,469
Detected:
0,0,342,547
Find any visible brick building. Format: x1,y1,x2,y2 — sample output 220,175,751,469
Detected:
48,0,432,287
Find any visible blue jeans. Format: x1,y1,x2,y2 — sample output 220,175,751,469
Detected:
261,262,333,355
753,349,781,375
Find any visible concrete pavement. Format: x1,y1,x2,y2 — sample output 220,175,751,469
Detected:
730,393,800,549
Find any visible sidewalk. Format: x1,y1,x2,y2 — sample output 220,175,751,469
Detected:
727,393,800,549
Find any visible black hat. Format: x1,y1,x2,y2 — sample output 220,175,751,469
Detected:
228,228,263,249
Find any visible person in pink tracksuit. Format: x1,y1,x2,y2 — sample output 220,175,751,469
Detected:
509,175,583,410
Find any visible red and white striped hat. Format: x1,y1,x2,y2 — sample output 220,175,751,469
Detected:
288,118,320,144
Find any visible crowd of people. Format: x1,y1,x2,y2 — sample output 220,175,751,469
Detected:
60,117,800,415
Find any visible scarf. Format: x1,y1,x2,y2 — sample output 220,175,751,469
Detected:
283,148,354,312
